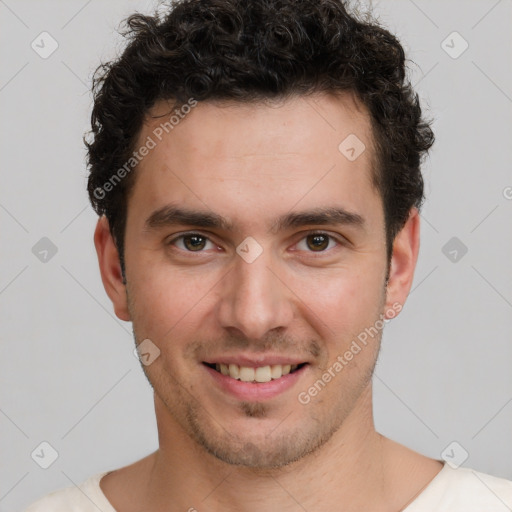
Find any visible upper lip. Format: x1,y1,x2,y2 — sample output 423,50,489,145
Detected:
203,354,309,367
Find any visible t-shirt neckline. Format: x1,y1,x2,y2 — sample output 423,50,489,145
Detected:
92,462,451,512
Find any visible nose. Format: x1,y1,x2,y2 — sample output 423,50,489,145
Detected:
216,248,294,341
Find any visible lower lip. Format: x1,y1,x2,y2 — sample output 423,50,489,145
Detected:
203,364,308,401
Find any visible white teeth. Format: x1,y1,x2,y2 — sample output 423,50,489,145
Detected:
212,362,302,382
228,363,240,379
239,367,255,382
270,365,282,379
254,366,272,383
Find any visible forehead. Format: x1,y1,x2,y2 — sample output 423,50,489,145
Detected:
128,92,381,232
144,92,374,163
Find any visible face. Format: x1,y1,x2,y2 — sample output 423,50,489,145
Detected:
96,93,416,469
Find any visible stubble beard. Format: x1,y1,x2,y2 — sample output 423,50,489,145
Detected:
127,283,385,470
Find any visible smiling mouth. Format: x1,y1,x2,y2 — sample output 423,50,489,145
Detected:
203,362,307,383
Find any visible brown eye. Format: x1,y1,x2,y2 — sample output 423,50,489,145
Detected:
167,233,219,255
183,235,207,251
306,234,330,251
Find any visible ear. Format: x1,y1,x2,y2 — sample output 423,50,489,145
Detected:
384,207,420,318
94,216,131,322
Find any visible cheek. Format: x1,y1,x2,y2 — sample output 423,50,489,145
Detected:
127,261,219,340
293,266,382,315
288,266,386,358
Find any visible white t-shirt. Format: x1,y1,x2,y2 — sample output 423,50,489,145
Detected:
24,463,512,511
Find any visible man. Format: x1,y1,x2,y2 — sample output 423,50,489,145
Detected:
26,0,512,510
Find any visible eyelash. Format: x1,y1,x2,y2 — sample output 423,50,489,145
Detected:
166,230,345,254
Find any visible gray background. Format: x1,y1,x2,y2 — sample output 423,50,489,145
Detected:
1,0,511,510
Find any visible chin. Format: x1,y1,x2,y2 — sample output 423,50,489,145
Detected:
184,406,340,470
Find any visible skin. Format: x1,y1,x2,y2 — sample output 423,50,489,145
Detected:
95,92,443,512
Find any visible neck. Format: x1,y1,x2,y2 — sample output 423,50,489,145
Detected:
145,384,393,512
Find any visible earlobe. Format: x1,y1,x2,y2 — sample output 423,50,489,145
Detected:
384,208,421,317
94,216,131,322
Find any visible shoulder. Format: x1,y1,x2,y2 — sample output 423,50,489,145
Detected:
442,465,512,502
23,472,115,512
408,464,512,511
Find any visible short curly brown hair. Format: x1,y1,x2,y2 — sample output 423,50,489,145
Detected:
85,0,434,275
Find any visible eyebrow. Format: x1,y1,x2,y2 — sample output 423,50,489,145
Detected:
145,205,233,231
270,207,365,234
144,204,365,233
